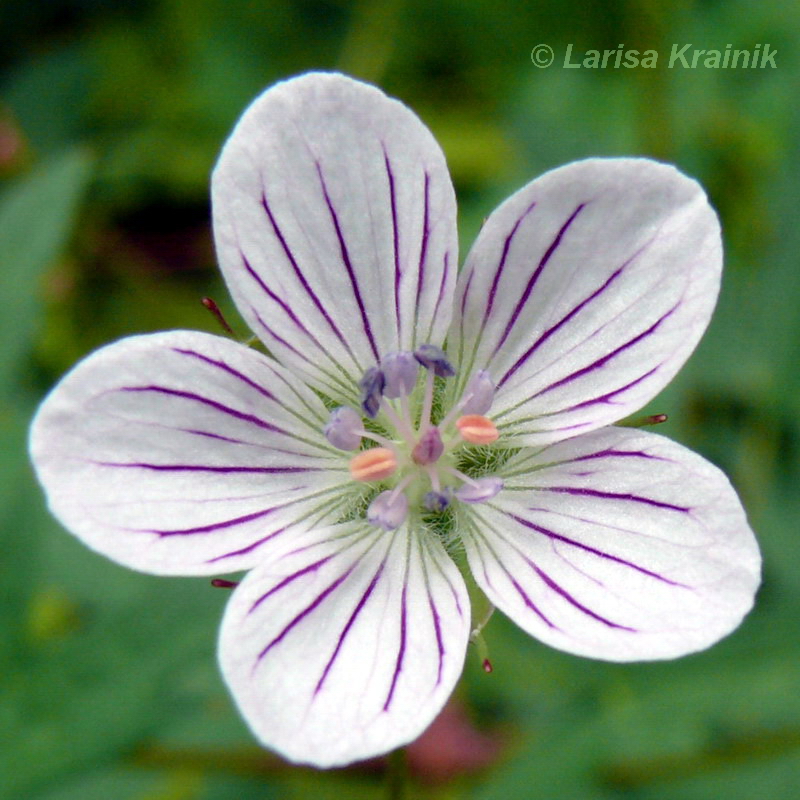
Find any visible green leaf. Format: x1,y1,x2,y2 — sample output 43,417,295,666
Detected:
0,148,93,395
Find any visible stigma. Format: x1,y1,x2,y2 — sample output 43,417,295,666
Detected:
326,344,504,530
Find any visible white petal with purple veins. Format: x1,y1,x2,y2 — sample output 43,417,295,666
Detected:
462,427,760,661
212,73,458,403
451,159,721,446
219,521,470,767
29,331,350,575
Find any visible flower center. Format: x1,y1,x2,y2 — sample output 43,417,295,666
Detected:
324,345,503,530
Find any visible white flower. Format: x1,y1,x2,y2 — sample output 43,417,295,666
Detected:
29,73,760,768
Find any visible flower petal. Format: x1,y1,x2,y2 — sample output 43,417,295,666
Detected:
219,522,470,767
451,158,721,445
29,331,351,575
212,72,458,401
461,427,760,661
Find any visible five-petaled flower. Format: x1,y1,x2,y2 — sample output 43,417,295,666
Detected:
30,73,760,768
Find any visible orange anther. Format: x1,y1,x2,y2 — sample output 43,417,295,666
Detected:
349,447,398,482
456,414,499,445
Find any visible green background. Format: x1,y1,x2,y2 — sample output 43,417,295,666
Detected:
2,0,798,797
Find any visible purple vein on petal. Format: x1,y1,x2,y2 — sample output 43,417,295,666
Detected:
492,202,587,358
572,448,668,463
92,461,318,475
316,161,380,362
147,506,286,537
530,301,680,399
260,191,350,351
314,559,386,697
474,529,557,628
384,149,402,341
532,563,636,630
458,269,475,344
241,253,328,356
117,385,285,434
207,525,290,563
384,580,408,711
415,171,431,313
561,366,662,412
249,552,340,616
508,513,687,587
432,250,451,325
483,199,537,327
171,347,276,402
497,262,625,389
251,306,313,365
534,487,690,513
428,586,446,687
255,563,357,664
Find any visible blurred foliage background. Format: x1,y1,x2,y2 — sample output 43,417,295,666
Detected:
2,0,798,797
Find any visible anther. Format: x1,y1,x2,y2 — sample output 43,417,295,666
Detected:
211,578,239,589
349,447,397,482
423,490,451,512
461,370,495,415
359,366,385,418
412,427,444,465
324,406,363,450
456,414,499,445
455,476,503,503
367,490,409,530
414,344,456,378
381,351,418,398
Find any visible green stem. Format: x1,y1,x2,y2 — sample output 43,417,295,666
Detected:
386,747,408,800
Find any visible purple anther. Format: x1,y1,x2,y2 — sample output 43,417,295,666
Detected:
412,427,444,465
413,344,456,378
461,370,495,415
367,490,409,531
324,406,363,450
359,366,385,418
381,351,419,398
423,489,452,512
455,476,503,504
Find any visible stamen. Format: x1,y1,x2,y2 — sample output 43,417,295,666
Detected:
413,344,456,378
379,396,416,443
367,490,409,530
461,370,495,415
423,490,451,512
359,366,385,419
349,448,397,482
381,351,418,398
324,406,363,450
412,427,444,465
419,368,435,433
455,476,503,504
456,414,499,445
211,578,239,589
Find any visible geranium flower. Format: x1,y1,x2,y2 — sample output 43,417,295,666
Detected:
30,72,760,768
